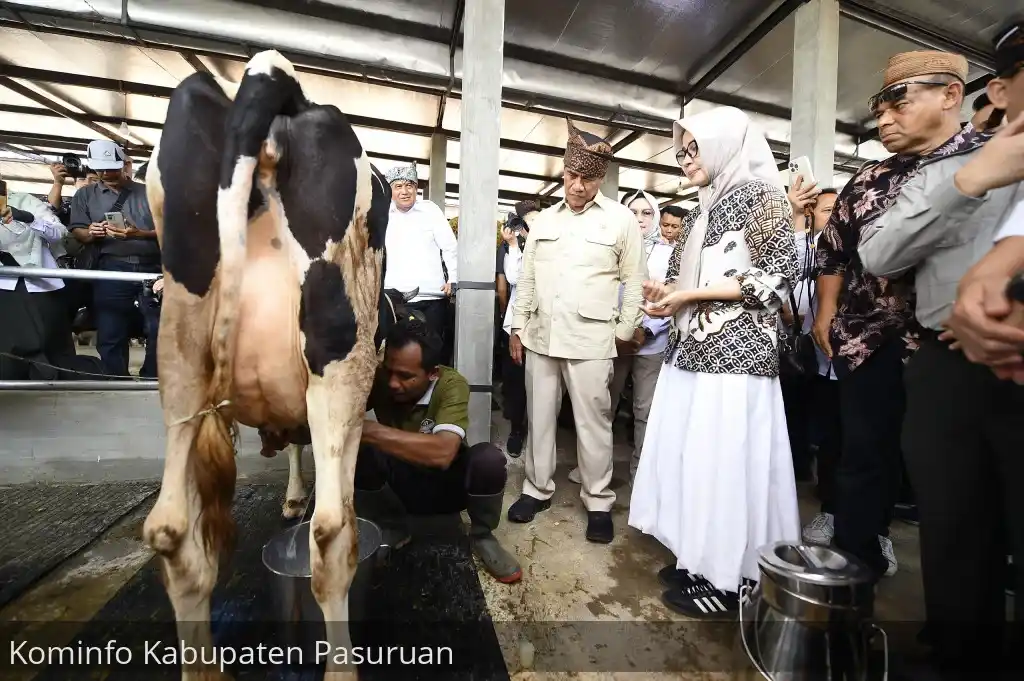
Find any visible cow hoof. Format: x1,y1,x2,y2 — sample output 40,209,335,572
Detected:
283,497,309,520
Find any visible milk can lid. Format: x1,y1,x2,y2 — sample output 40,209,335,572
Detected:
757,541,875,587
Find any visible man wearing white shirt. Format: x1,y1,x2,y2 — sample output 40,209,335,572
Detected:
383,163,458,363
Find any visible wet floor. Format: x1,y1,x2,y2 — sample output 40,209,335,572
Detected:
0,415,928,681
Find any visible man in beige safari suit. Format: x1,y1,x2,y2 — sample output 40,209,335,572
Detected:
506,120,646,543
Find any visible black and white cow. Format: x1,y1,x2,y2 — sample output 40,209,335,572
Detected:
142,50,394,680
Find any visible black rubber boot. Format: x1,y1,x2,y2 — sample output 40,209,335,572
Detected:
507,494,551,523
354,484,412,550
466,492,522,583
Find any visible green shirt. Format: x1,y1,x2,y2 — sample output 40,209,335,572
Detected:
369,366,469,440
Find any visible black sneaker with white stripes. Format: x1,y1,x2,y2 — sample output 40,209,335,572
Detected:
661,576,739,619
657,564,693,589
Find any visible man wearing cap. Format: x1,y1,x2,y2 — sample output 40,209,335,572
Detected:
860,20,1024,675
812,51,983,582
69,140,160,378
506,120,646,544
382,163,459,364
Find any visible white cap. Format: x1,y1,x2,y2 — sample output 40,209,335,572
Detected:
86,139,125,170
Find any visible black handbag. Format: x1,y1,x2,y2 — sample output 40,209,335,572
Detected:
73,187,132,271
780,287,819,379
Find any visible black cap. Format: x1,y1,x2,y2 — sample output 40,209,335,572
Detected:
993,18,1024,78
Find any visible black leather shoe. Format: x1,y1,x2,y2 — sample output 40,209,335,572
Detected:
507,495,551,523
586,511,613,543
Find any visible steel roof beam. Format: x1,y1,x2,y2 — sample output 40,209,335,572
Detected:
0,75,131,147
0,8,873,139
0,104,163,130
683,0,810,106
0,130,152,154
838,0,993,71
435,0,466,130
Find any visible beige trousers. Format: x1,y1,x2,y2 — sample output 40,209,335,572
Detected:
610,353,663,481
523,348,615,512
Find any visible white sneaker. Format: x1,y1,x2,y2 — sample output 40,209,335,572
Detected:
879,535,898,577
802,512,834,545
568,467,581,484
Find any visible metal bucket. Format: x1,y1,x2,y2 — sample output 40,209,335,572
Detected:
262,517,386,658
738,541,888,681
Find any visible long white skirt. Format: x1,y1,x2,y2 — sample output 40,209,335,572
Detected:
628,361,800,592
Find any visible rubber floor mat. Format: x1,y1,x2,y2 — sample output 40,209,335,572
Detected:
29,483,510,680
0,480,158,608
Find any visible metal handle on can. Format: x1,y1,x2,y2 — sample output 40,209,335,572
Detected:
738,583,774,681
869,622,888,681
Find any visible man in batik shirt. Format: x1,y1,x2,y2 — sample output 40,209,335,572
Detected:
812,50,984,582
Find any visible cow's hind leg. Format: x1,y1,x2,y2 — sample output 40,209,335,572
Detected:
302,259,379,680
143,280,235,681
283,443,309,519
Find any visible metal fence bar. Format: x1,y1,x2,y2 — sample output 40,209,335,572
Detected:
0,380,158,391
0,266,160,282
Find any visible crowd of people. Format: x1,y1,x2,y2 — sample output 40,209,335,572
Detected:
0,140,159,381
2,18,1022,680
485,27,1021,680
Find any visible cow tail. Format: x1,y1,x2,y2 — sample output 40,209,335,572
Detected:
190,148,253,561
194,51,298,558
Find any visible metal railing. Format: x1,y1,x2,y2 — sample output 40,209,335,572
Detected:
0,380,156,390
0,265,161,390
0,266,160,282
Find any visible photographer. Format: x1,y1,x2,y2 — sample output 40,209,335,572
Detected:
69,140,160,379
500,203,535,456
0,173,79,380
47,155,99,228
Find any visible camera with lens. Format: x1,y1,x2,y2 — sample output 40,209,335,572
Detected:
61,152,86,179
140,276,163,309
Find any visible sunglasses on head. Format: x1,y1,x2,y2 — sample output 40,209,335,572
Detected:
869,80,951,114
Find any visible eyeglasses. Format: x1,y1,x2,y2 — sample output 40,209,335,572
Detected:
868,80,950,114
675,140,699,164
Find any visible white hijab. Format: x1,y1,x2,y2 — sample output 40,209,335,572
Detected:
622,189,662,254
670,107,782,337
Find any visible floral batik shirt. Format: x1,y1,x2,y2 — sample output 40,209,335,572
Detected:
815,125,984,377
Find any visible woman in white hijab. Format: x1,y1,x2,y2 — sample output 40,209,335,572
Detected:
628,107,801,617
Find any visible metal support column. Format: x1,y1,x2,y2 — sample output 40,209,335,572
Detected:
429,132,447,207
790,0,840,189
601,162,620,202
455,0,504,445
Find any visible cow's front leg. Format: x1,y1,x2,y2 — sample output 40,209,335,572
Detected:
282,443,309,519
305,358,373,681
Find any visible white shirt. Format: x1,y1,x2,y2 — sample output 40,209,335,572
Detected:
792,229,836,380
0,206,66,293
635,241,673,356
383,199,458,303
502,244,523,337
995,198,1024,242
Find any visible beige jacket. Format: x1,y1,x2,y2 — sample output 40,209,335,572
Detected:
511,191,646,360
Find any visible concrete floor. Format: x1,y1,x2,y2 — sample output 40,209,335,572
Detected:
0,410,928,681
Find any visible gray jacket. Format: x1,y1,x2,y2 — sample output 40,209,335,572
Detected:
859,148,1022,330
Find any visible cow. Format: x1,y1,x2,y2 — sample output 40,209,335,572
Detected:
270,286,426,520
142,50,394,680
